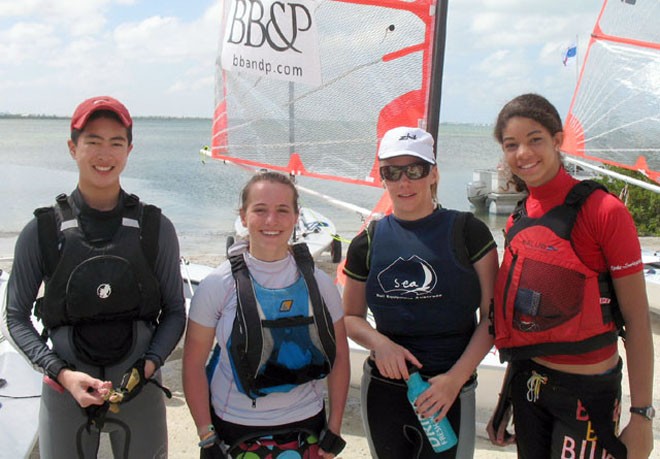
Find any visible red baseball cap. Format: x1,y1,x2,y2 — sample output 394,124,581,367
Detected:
70,96,133,130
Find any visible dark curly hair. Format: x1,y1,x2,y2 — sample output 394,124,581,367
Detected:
493,93,563,144
493,94,564,192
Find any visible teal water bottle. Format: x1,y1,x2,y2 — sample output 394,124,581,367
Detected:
406,366,458,452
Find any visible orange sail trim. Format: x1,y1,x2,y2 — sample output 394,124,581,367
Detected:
563,0,660,185
213,153,382,187
210,0,441,190
593,24,660,52
211,0,448,281
211,98,228,155
564,112,660,184
562,112,584,160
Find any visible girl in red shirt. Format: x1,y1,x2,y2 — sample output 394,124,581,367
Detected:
487,94,654,459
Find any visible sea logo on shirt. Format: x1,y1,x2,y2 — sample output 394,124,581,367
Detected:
377,256,437,297
279,299,294,312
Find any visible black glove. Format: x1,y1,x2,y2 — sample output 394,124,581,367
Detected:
199,443,228,459
318,428,346,456
198,431,228,459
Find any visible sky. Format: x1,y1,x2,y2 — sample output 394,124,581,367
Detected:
0,0,603,124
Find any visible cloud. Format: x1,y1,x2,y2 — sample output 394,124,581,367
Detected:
114,13,215,62
0,22,59,62
0,0,602,120
0,0,45,16
0,0,110,35
0,0,221,116
439,0,601,122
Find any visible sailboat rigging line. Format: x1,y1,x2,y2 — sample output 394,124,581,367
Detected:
563,0,660,186
584,116,660,144
563,156,660,194
291,58,384,103
296,185,372,218
426,0,449,146
585,148,660,153
209,138,372,151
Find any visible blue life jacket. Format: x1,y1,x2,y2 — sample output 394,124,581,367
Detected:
366,209,481,374
227,243,336,400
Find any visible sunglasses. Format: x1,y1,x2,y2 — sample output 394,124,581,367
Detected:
379,162,432,181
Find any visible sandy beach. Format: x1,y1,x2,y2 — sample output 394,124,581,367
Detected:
1,236,657,458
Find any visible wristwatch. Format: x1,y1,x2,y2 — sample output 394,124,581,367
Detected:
630,406,655,420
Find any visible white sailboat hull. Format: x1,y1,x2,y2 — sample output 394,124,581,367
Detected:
0,270,42,459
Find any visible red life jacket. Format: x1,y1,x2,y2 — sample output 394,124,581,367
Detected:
492,181,623,362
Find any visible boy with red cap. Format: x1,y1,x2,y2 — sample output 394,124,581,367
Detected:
2,96,186,458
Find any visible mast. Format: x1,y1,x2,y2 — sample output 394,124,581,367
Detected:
425,0,449,158
289,82,295,157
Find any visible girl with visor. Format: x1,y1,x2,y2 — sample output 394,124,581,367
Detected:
342,126,499,458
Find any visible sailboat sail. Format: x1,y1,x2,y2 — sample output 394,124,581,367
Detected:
563,0,660,185
210,0,447,215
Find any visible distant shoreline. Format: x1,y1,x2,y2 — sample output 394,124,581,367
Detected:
0,114,213,121
0,115,490,127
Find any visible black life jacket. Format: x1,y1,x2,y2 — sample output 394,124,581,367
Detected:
227,243,336,400
34,192,162,365
493,180,623,362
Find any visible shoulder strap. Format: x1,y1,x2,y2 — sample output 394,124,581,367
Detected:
507,180,606,243
544,179,607,240
509,195,530,226
365,219,379,272
290,243,315,275
451,211,471,268
34,193,74,277
564,180,607,208
139,202,161,272
227,252,260,398
34,193,162,277
34,206,59,278
290,243,337,365
122,193,161,271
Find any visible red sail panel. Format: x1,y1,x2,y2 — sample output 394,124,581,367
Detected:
211,0,440,188
563,0,660,184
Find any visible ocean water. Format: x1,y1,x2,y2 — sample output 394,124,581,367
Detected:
0,118,506,259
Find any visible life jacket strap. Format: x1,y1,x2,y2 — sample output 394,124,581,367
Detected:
34,193,160,277
499,330,619,362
